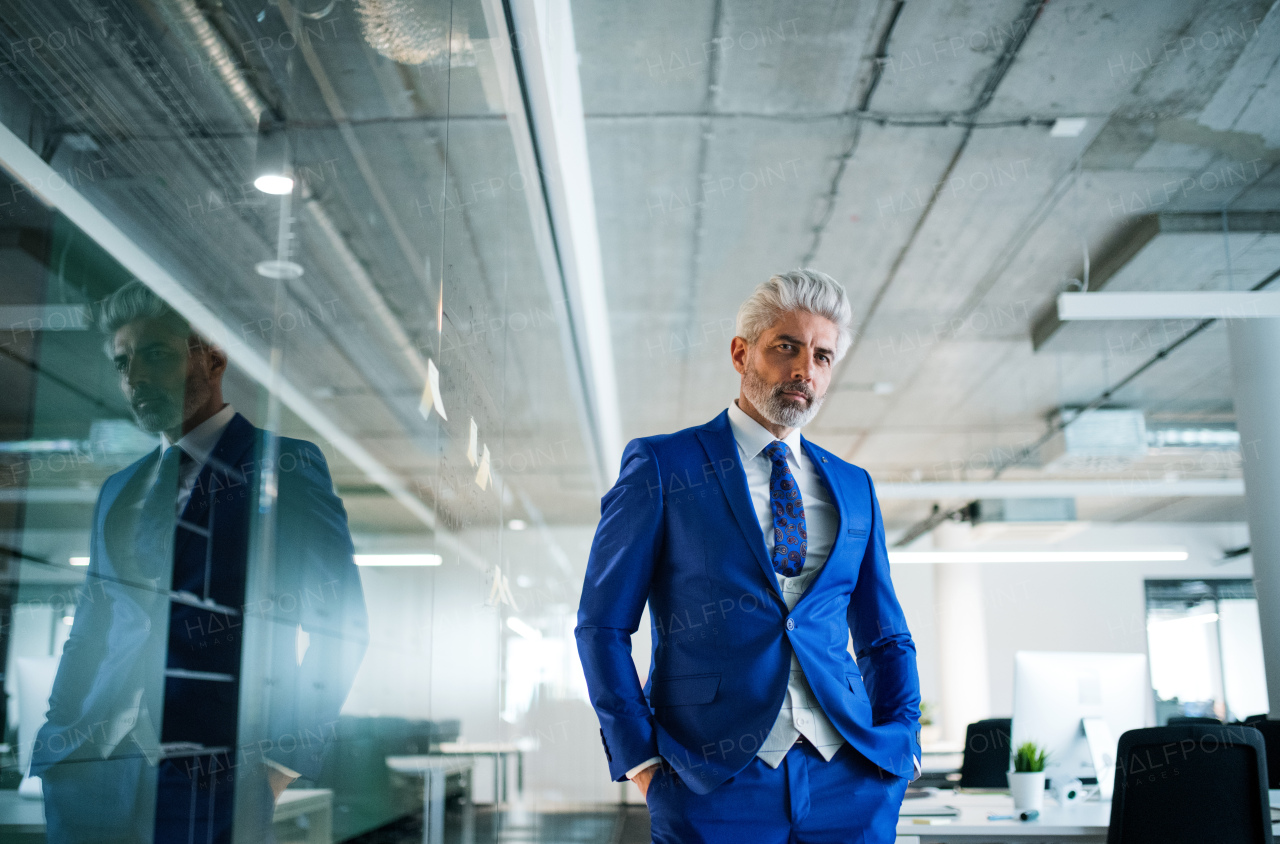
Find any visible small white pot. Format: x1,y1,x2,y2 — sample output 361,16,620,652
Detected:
1007,771,1045,812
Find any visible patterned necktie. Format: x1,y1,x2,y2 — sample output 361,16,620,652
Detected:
133,445,191,579
764,440,806,577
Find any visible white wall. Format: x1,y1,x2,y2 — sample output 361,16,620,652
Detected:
890,521,1254,734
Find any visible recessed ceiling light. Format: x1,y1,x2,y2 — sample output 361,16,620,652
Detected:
255,260,304,279
507,519,527,531
1050,118,1088,138
253,173,295,195
69,556,89,566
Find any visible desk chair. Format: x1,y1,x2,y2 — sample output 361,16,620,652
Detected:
958,718,1012,789
1241,717,1280,789
1166,715,1221,725
1107,724,1273,844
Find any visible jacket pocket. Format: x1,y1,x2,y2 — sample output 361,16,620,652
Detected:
650,673,721,706
846,673,869,702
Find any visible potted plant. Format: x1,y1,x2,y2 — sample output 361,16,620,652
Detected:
1008,741,1048,812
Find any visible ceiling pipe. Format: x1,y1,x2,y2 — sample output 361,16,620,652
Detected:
158,0,269,124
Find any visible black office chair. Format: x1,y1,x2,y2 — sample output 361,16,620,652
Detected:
1241,717,1280,789
958,718,1012,789
1107,724,1273,844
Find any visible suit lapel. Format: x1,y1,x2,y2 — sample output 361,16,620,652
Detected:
695,410,784,604
800,435,846,598
101,449,160,569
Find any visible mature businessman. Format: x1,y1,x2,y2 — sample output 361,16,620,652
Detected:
33,281,368,843
576,270,920,843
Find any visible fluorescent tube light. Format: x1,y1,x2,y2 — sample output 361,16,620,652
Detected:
506,616,542,640
1147,612,1218,628
353,554,442,567
888,550,1189,564
1050,118,1087,137
69,556,90,566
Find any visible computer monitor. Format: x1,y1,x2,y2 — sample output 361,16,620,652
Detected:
1011,651,1152,799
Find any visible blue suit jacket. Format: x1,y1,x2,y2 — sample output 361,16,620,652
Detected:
33,414,368,795
576,409,921,795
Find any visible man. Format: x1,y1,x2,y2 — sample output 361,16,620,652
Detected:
33,281,368,843
577,270,920,843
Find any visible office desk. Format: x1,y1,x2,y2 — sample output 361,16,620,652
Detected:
431,741,526,804
898,789,1280,842
896,792,1109,843
0,786,334,843
0,790,44,837
386,755,476,844
273,788,333,844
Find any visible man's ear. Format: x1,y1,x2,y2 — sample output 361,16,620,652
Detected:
730,336,748,374
206,344,228,379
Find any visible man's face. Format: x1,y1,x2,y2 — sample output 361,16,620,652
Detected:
734,309,839,428
111,318,217,435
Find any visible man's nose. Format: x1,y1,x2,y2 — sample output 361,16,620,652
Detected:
123,359,145,388
791,357,814,382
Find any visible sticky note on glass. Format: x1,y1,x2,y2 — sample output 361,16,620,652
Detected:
418,358,447,421
467,417,478,466
475,444,491,490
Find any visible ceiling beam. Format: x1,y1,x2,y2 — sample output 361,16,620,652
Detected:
479,0,623,489
1032,212,1280,349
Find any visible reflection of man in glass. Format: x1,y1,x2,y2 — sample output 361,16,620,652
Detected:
33,281,368,843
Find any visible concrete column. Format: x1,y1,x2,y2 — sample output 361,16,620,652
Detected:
933,522,992,743
1227,318,1280,714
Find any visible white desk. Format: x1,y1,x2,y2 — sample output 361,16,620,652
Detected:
897,788,1280,843
273,788,333,844
896,791,1109,843
386,755,477,844
431,741,527,804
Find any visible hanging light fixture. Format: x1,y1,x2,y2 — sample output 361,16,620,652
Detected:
253,118,294,195
354,0,476,66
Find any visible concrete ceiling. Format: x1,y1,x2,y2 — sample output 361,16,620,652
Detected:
1,0,1277,552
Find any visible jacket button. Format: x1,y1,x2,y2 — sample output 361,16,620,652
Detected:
786,618,796,631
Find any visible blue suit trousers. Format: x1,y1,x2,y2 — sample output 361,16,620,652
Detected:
646,742,906,844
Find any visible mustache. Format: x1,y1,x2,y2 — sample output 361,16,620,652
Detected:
130,389,175,409
774,381,814,402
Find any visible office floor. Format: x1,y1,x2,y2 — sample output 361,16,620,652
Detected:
345,804,652,844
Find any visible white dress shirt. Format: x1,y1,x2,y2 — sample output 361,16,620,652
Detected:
726,399,847,768
160,403,236,515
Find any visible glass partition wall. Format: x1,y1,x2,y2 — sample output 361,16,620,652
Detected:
0,0,603,840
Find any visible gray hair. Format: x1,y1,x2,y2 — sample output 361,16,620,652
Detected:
97,280,193,355
735,269,853,361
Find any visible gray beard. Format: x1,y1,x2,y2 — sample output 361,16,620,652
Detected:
131,398,182,434
741,360,824,428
